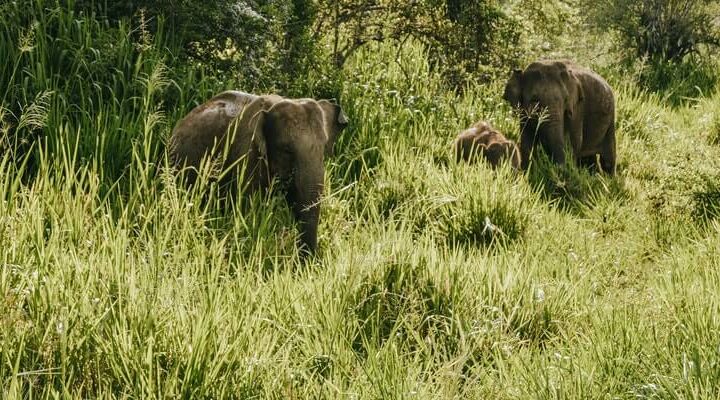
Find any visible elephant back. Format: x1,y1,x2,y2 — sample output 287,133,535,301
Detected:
168,90,258,177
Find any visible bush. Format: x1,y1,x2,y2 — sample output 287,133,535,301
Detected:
314,0,524,88
581,0,720,63
648,59,718,105
430,0,523,86
0,0,227,183
72,0,321,94
350,260,456,357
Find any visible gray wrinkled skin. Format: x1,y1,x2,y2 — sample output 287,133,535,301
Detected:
503,60,616,174
168,91,349,254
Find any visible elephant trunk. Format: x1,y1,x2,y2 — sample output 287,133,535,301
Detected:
537,110,566,164
520,107,566,167
289,153,325,255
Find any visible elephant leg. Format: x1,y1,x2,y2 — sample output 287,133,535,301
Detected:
600,124,617,175
567,117,584,167
571,140,583,167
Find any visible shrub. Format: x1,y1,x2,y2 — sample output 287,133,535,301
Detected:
314,0,523,87
639,57,719,105
691,173,720,226
421,0,523,86
349,260,457,357
581,0,720,63
76,1,269,64
70,0,321,93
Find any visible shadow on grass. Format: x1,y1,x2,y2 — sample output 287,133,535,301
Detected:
691,173,720,228
526,151,630,215
349,259,456,359
638,58,719,107
421,187,530,249
347,257,568,368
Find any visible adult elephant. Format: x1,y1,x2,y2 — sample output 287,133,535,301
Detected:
503,60,616,174
168,90,349,254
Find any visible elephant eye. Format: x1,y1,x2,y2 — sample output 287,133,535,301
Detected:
268,143,293,160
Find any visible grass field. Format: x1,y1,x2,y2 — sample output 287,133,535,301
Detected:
2,2,720,398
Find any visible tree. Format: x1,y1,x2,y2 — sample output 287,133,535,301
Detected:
582,0,720,62
72,0,324,91
313,0,522,86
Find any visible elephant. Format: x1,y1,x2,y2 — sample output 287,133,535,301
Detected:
167,90,259,185
454,121,520,169
503,60,616,174
168,90,349,254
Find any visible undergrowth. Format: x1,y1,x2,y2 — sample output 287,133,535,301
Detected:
3,1,720,399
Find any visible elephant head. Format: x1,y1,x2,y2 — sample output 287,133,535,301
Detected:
243,97,349,254
454,121,520,169
502,69,523,109
503,61,584,168
482,141,520,170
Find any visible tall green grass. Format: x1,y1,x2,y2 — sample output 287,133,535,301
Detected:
3,2,720,399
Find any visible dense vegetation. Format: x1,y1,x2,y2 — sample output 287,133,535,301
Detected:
2,0,720,398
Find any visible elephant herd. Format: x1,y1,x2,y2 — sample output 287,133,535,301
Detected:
168,59,616,255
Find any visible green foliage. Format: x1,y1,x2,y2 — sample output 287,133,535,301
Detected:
578,0,720,103
73,1,268,69
0,0,205,184
433,0,523,85
581,0,720,62
5,0,720,398
638,57,720,105
68,0,323,95
314,0,523,87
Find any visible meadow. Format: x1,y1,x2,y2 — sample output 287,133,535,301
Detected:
2,1,720,398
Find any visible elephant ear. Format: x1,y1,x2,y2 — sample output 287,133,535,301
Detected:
560,68,584,120
503,69,523,108
318,100,349,156
250,109,269,158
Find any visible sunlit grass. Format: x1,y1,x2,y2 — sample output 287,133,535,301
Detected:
3,1,720,398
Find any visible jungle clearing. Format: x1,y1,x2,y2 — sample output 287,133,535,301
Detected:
2,0,720,398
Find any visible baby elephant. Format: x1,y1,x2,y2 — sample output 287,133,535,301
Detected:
454,121,521,169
